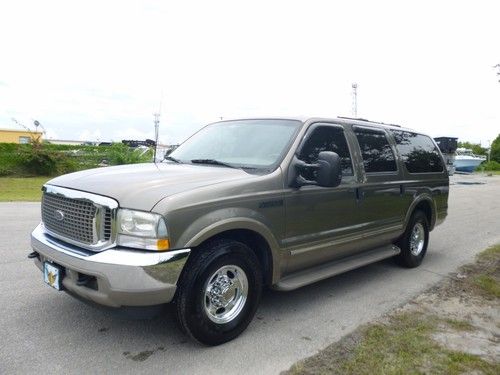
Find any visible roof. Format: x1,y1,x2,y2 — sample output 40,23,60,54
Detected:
0,128,43,134
213,116,414,131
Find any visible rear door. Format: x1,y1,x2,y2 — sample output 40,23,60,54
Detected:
352,127,407,243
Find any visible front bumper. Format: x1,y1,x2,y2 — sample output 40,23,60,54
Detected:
31,223,190,308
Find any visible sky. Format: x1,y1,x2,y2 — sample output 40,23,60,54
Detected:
0,0,499,146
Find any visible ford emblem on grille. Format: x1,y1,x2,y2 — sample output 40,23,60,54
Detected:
54,210,65,222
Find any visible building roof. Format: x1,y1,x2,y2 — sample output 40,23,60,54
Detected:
0,128,43,134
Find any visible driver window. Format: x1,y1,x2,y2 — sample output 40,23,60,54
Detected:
299,125,353,180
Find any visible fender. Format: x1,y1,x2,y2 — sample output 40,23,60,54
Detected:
176,208,283,284
404,193,437,231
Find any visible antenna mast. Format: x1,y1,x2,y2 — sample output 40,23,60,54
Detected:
153,95,162,162
351,83,358,117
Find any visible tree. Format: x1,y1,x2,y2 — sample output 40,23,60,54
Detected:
457,141,487,156
490,134,500,163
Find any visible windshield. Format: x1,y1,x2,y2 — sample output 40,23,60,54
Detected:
169,119,302,169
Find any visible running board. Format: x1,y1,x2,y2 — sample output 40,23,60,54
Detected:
275,244,401,291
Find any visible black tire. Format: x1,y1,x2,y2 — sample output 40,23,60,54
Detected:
174,239,262,346
395,210,429,268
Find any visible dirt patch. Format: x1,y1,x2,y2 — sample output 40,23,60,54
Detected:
283,245,500,375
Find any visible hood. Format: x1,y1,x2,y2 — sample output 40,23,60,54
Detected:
47,163,254,210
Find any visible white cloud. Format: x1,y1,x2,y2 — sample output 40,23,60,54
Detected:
0,0,499,145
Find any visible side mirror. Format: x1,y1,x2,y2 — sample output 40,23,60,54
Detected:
316,151,342,187
288,151,342,188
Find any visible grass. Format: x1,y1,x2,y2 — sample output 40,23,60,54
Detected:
286,312,499,375
472,244,500,299
284,244,500,375
476,170,500,175
442,318,474,332
477,244,500,260
0,177,50,201
474,274,500,298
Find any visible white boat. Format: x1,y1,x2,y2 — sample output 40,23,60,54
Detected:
454,148,486,173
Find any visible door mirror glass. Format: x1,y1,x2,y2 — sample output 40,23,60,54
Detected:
289,151,342,188
316,151,342,187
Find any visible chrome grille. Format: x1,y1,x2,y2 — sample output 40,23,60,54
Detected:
40,186,118,250
103,208,112,240
42,193,97,244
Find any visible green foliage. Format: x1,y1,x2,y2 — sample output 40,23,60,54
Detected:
490,134,500,163
107,143,153,165
18,147,60,175
457,141,487,156
0,141,153,177
477,160,500,171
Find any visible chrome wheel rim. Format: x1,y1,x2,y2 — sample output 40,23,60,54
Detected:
203,265,248,324
410,222,425,256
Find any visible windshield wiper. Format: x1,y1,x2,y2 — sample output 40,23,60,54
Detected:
164,156,181,163
190,159,237,169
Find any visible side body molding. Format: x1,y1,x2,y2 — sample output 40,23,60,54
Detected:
176,210,283,284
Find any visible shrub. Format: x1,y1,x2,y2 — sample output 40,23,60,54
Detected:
0,141,153,176
18,147,60,176
477,160,500,171
490,134,500,163
107,143,153,165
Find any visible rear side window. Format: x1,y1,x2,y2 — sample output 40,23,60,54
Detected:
391,130,444,173
299,125,353,178
354,129,397,173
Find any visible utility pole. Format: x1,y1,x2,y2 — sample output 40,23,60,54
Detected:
153,93,163,163
153,112,160,162
352,83,358,117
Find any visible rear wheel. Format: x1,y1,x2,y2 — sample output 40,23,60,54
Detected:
174,239,262,346
396,210,429,268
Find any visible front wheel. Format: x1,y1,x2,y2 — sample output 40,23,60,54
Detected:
174,239,262,346
395,210,429,268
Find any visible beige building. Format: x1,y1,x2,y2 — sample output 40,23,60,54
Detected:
0,128,43,144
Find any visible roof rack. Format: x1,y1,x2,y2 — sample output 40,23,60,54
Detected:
337,116,402,128
337,116,370,122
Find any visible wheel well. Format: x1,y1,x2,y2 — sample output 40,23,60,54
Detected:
413,200,433,227
196,229,273,286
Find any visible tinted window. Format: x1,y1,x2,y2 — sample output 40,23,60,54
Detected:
299,125,353,179
391,130,444,173
354,129,397,173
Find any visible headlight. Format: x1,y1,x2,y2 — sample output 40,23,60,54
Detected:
116,209,170,251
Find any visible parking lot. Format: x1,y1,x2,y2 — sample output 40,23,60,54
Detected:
1,174,499,374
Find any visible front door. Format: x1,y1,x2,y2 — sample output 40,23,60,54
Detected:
284,123,360,273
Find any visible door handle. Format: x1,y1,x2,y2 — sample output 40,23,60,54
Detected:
356,187,364,201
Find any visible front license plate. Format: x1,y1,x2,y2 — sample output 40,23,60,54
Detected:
43,262,63,290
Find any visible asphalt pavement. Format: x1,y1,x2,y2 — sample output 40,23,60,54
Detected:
1,173,499,374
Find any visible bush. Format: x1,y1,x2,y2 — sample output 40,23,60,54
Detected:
477,160,500,171
0,142,153,176
18,147,59,175
490,134,500,163
107,143,153,165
